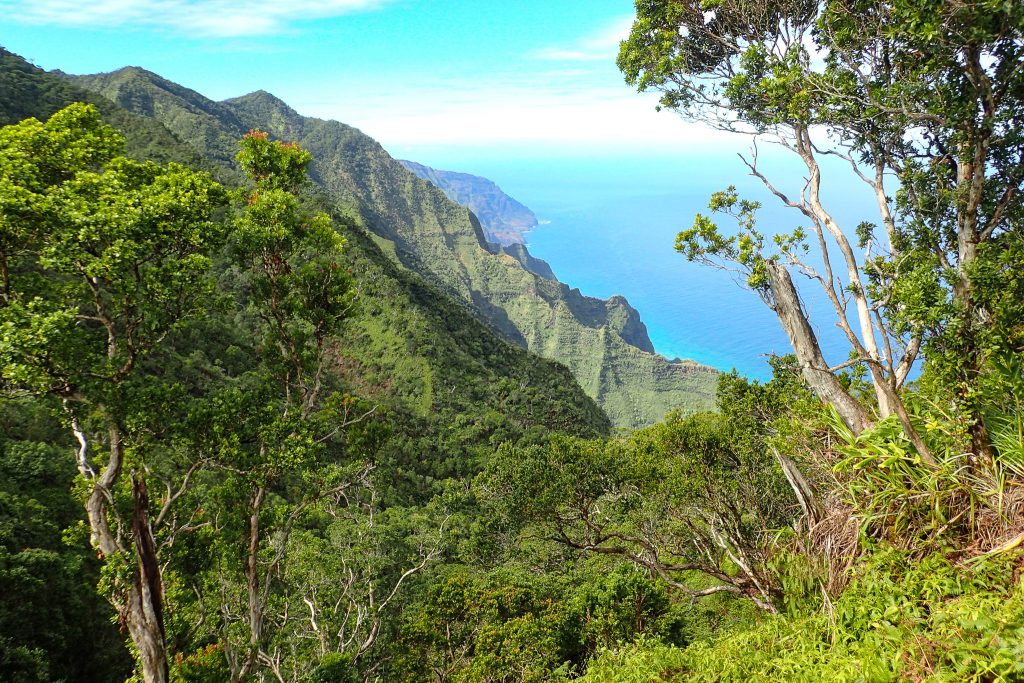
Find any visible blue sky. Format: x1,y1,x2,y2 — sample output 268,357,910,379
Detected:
0,0,732,154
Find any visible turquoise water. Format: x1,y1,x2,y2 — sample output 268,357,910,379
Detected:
391,144,879,380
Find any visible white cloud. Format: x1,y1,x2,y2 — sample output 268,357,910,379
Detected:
291,76,736,150
0,0,391,37
529,15,634,62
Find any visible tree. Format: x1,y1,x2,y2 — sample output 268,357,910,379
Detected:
198,130,355,681
618,0,1024,461
170,132,443,682
479,368,806,613
0,103,227,683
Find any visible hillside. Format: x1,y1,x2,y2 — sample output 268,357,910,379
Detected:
0,52,214,173
3,5,1022,681
0,50,614,681
0,48,609,442
71,67,718,427
398,159,538,246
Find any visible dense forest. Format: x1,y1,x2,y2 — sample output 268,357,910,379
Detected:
1,0,1023,681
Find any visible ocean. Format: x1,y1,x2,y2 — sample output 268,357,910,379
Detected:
390,143,880,381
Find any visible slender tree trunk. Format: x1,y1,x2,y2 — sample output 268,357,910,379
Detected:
953,125,997,461
767,263,937,463
969,414,995,463
772,446,819,522
766,261,871,434
234,485,267,683
954,251,996,462
959,325,996,464
248,485,266,649
0,252,9,303
954,221,994,461
794,126,894,419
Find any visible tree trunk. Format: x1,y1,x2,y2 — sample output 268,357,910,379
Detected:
772,446,820,522
959,327,996,464
233,485,267,683
954,128,997,462
79,421,169,683
129,472,169,683
766,261,871,434
794,126,892,419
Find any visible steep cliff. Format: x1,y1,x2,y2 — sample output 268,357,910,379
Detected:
398,160,538,246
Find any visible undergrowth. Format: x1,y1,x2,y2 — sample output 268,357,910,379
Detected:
582,548,1024,682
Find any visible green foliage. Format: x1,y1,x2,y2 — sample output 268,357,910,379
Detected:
676,185,811,295
982,354,1024,477
0,399,130,682
386,569,574,681
0,103,229,679
236,130,312,189
0,102,227,400
918,235,1024,441
617,0,820,119
160,131,369,680
170,644,230,683
306,653,358,683
828,369,1024,551
831,411,977,547
582,549,1024,682
479,369,807,612
393,561,714,682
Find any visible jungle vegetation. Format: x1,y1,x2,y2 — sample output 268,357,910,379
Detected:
1,0,1024,680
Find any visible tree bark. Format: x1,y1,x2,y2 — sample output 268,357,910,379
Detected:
78,421,169,683
233,485,267,683
129,472,169,683
959,331,997,464
766,260,871,434
772,446,820,522
793,125,895,420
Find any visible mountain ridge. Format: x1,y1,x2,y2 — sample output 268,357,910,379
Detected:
70,65,718,427
0,48,612,438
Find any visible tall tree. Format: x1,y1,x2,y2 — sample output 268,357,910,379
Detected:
0,103,226,683
182,131,422,681
619,0,1024,459
220,130,356,681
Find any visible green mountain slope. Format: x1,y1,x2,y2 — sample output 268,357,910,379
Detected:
71,66,718,428
0,50,214,172
0,48,609,441
398,159,538,246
